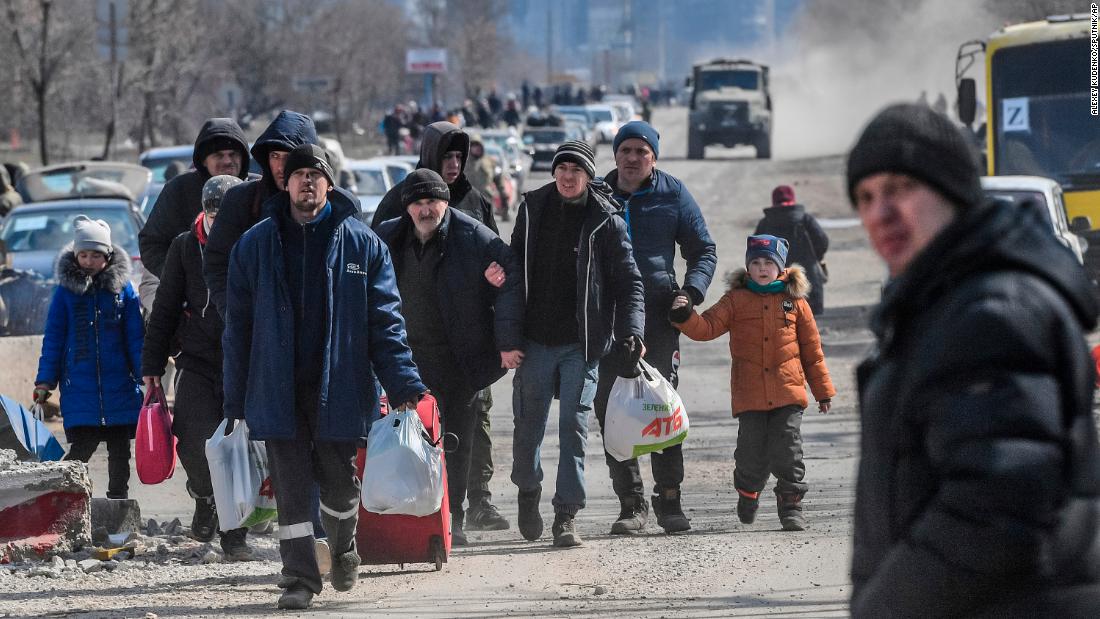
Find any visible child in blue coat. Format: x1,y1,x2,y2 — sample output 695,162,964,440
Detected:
35,216,143,499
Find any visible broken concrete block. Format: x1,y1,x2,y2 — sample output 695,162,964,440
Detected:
0,449,92,563
162,518,182,536
145,519,161,536
90,498,141,535
78,558,101,573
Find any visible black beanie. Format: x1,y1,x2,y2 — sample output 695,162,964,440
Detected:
284,144,335,186
401,168,450,206
846,103,983,209
552,140,596,179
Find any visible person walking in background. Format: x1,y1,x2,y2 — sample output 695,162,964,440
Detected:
34,217,143,499
754,185,829,315
670,234,834,531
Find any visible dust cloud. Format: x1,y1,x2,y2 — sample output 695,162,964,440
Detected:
767,0,1003,159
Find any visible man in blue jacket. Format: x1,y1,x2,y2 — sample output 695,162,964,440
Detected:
223,144,426,610
595,121,717,535
376,169,524,546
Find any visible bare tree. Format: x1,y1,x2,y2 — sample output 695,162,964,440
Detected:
4,0,90,165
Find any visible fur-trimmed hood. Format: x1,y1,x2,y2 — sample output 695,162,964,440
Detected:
726,264,811,298
55,243,132,295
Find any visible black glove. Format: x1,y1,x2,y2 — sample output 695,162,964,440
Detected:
668,291,693,324
615,335,644,378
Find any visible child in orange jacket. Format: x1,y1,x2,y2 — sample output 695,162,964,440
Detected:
669,234,835,530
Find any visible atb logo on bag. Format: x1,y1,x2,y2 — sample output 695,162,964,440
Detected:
641,402,684,438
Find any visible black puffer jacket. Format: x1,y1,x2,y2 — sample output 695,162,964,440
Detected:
138,118,249,278
376,208,523,390
141,213,222,385
851,199,1100,617
754,203,829,314
203,111,318,318
370,121,497,234
511,181,644,362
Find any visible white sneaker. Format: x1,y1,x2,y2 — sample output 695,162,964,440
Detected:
315,539,332,577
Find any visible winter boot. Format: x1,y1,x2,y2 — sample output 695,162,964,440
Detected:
189,495,218,543
517,487,544,541
551,512,583,548
451,511,469,546
651,488,692,533
610,495,649,535
219,527,254,562
776,490,807,531
736,489,760,525
322,510,361,592
466,499,510,530
277,578,314,610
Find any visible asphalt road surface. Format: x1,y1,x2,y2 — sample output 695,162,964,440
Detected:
4,106,889,617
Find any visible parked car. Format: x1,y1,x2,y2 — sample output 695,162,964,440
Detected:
0,200,146,288
981,175,1089,264
8,161,149,287
366,156,416,186
522,127,572,172
345,159,393,219
585,104,622,142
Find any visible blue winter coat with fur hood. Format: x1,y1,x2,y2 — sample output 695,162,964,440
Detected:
36,245,144,430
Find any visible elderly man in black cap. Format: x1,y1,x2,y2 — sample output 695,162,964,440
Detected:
375,168,524,546
848,103,1100,617
223,144,426,610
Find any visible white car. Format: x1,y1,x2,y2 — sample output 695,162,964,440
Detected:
585,104,622,143
368,156,417,186
345,160,393,219
981,175,1089,264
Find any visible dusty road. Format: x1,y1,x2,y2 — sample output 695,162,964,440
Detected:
2,106,887,618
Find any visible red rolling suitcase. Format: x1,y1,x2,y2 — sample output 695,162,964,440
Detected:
355,394,451,570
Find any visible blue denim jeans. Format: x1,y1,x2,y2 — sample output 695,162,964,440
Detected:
511,341,598,515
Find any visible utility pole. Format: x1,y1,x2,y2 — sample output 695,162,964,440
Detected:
546,4,553,83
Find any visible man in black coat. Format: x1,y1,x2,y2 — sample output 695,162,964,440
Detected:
203,110,318,318
138,118,249,308
754,185,829,314
375,169,523,546
848,103,1100,617
140,175,253,559
510,140,645,548
370,120,506,531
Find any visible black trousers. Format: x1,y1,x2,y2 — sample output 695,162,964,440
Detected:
594,300,685,500
419,360,479,519
172,369,224,499
733,405,808,496
266,409,359,595
466,387,495,505
65,430,131,499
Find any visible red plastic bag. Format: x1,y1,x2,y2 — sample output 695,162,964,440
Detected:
135,386,177,484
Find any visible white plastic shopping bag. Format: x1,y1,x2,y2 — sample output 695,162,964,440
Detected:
604,359,689,462
360,408,444,516
205,419,278,531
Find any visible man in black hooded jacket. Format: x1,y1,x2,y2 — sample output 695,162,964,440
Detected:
204,111,318,318
848,103,1100,617
370,121,496,233
139,118,249,306
370,120,508,531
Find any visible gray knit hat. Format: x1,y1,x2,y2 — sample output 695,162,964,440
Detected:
73,215,112,255
552,140,596,179
202,175,243,215
847,103,983,209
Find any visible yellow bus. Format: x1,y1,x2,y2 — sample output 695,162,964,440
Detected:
957,14,1100,271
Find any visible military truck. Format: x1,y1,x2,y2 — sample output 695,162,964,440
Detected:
686,59,772,159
